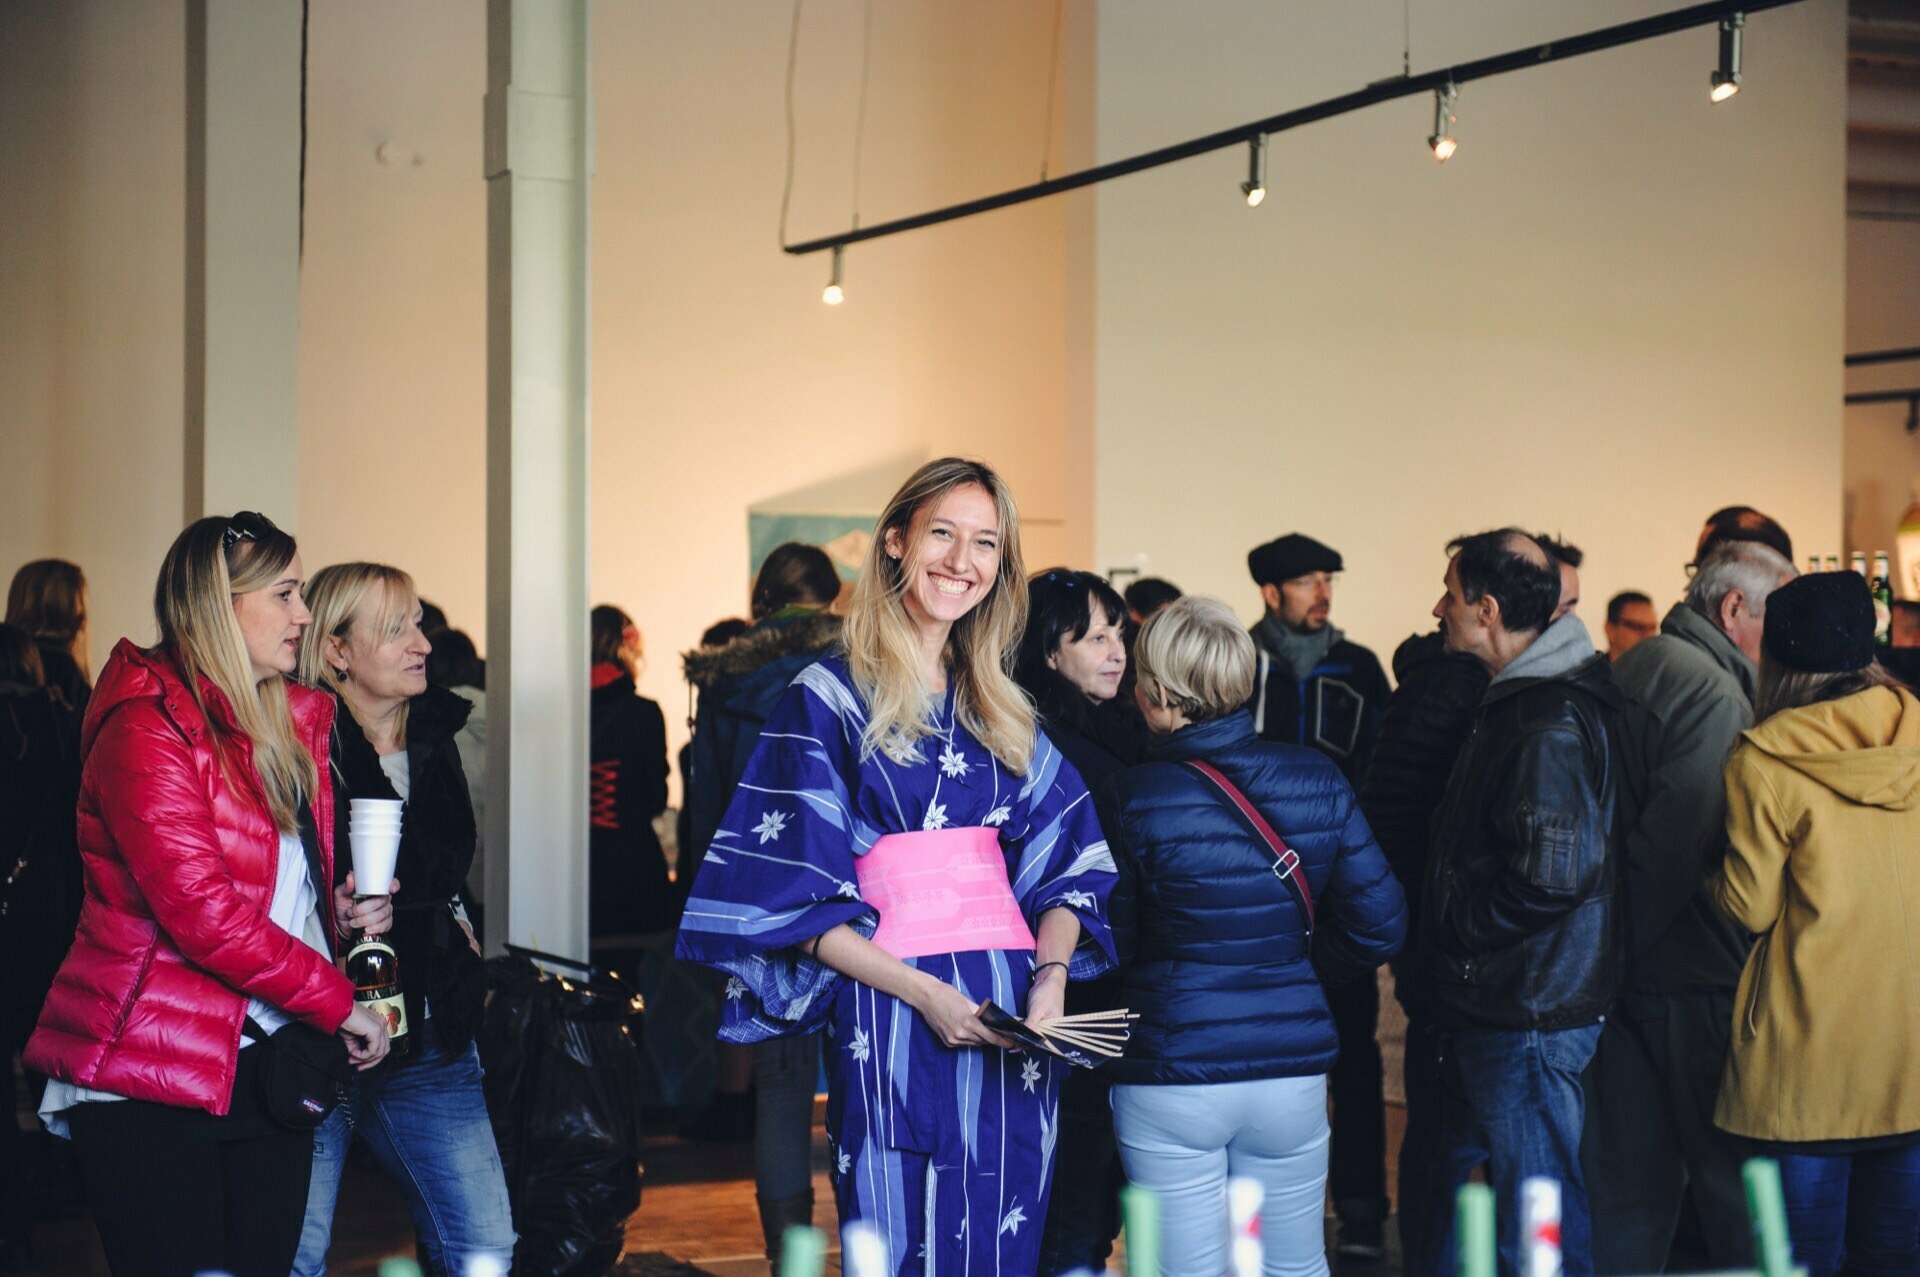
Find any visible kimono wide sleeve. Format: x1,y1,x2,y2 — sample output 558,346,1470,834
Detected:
1005,734,1120,981
675,666,880,1041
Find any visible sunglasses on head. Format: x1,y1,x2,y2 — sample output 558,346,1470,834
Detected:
221,511,279,550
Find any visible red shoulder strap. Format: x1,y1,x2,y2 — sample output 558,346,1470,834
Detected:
1183,759,1315,930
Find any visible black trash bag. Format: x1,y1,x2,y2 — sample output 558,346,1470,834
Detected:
479,950,645,1277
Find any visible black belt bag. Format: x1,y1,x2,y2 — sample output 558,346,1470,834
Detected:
240,1016,351,1130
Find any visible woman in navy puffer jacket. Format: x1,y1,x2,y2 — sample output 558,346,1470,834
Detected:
1106,596,1407,1277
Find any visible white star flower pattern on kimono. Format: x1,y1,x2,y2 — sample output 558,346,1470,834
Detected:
752,810,789,844
1020,1057,1041,1093
921,801,950,831
938,744,969,779
848,1026,871,1063
725,976,747,1002
1061,889,1097,912
983,804,1012,827
999,1203,1027,1237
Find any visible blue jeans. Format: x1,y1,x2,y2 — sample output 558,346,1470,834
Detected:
1419,1023,1602,1277
293,1022,516,1277
1772,1142,1920,1277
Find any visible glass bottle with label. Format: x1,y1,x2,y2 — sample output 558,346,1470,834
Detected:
1851,551,1869,578
1873,551,1894,647
347,916,410,1060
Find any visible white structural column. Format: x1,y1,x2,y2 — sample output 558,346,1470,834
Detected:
482,0,592,960
184,0,303,525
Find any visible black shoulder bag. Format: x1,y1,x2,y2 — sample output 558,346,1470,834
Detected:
241,1016,351,1130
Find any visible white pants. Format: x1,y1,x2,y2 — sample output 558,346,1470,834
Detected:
1111,1074,1331,1277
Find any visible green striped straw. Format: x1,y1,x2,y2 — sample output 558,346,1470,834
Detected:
1456,1182,1494,1277
1122,1184,1161,1277
1743,1158,1793,1277
780,1224,828,1277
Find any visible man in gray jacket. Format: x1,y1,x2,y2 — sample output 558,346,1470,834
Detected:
1580,538,1795,1274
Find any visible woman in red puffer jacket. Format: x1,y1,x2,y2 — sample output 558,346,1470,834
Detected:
25,512,393,1277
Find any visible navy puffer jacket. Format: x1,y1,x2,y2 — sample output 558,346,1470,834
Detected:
1104,710,1407,1086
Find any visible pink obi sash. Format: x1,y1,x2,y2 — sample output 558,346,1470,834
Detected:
855,827,1036,960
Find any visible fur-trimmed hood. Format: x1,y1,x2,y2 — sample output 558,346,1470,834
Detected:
682,612,843,689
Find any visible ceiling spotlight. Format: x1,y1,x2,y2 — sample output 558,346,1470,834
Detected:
822,246,845,306
1428,84,1459,162
1710,13,1744,102
1241,135,1268,207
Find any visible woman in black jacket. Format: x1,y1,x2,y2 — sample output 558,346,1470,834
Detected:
292,564,512,1277
0,624,81,1262
1107,597,1406,1277
1014,568,1143,1277
588,604,673,965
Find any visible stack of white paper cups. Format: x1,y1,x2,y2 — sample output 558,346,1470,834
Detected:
348,798,402,897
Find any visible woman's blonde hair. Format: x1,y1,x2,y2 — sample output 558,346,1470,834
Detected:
1134,595,1257,724
843,458,1035,773
299,563,423,739
153,513,316,831
6,558,90,682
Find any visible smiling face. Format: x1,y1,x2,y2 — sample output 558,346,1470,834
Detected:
884,482,1002,634
231,551,311,683
1048,597,1127,702
329,581,431,705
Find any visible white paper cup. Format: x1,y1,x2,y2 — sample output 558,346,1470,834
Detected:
349,828,401,896
349,815,404,829
350,798,404,816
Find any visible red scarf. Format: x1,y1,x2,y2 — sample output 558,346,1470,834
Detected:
590,662,627,690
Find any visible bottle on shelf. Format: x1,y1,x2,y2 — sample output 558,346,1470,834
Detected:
1807,555,1821,577
1825,555,1841,573
346,911,410,1060
1851,551,1869,578
1874,551,1894,647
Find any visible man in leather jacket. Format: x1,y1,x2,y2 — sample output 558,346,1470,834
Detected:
1415,529,1622,1277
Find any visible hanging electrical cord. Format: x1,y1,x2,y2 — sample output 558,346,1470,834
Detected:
1402,0,1412,78
850,0,873,232
776,0,805,251
1040,0,1065,181
299,0,310,263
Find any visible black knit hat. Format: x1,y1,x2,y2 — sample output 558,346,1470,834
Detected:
1248,533,1342,587
1761,571,1876,674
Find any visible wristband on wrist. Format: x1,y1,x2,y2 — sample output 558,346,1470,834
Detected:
1032,960,1069,982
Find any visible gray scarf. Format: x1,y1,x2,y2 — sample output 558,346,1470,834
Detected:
1254,613,1342,685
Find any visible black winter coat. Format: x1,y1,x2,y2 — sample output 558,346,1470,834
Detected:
1357,631,1488,1012
1421,653,1622,1032
588,670,673,937
328,684,488,1055
1250,635,1391,788
1104,711,1407,1086
0,681,82,1028
682,612,843,862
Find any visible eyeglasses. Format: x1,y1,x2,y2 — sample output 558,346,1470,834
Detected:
222,511,279,550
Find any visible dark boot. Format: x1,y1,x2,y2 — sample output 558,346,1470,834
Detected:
758,1189,815,1277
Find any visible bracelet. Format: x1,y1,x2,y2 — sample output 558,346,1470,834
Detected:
1032,960,1069,982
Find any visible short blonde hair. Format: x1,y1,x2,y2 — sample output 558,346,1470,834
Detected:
1134,595,1256,723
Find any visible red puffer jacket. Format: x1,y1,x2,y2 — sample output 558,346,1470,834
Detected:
25,640,355,1115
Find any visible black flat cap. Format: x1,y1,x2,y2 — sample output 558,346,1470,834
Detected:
1248,534,1342,587
1762,571,1876,674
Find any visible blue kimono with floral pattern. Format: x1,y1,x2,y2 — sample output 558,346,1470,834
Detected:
677,657,1118,1277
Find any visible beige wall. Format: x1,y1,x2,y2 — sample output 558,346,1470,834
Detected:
296,1,1080,790
1090,0,1848,655
1844,216,1920,586
0,1,189,668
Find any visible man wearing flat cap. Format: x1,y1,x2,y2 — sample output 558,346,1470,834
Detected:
1246,531,1394,1259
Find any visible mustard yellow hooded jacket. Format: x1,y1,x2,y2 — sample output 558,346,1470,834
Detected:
1710,684,1920,1142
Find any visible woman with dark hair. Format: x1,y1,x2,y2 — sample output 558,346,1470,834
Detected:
5,559,91,714
589,605,673,968
1014,568,1143,1277
26,513,391,1277
680,543,843,1259
0,624,80,1262
1711,572,1920,1277
426,630,488,934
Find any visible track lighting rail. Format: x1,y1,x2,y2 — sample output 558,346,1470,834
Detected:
783,0,1800,261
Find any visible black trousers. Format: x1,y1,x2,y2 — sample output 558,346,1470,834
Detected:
66,1046,316,1277
1580,990,1752,1275
1327,968,1388,1221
